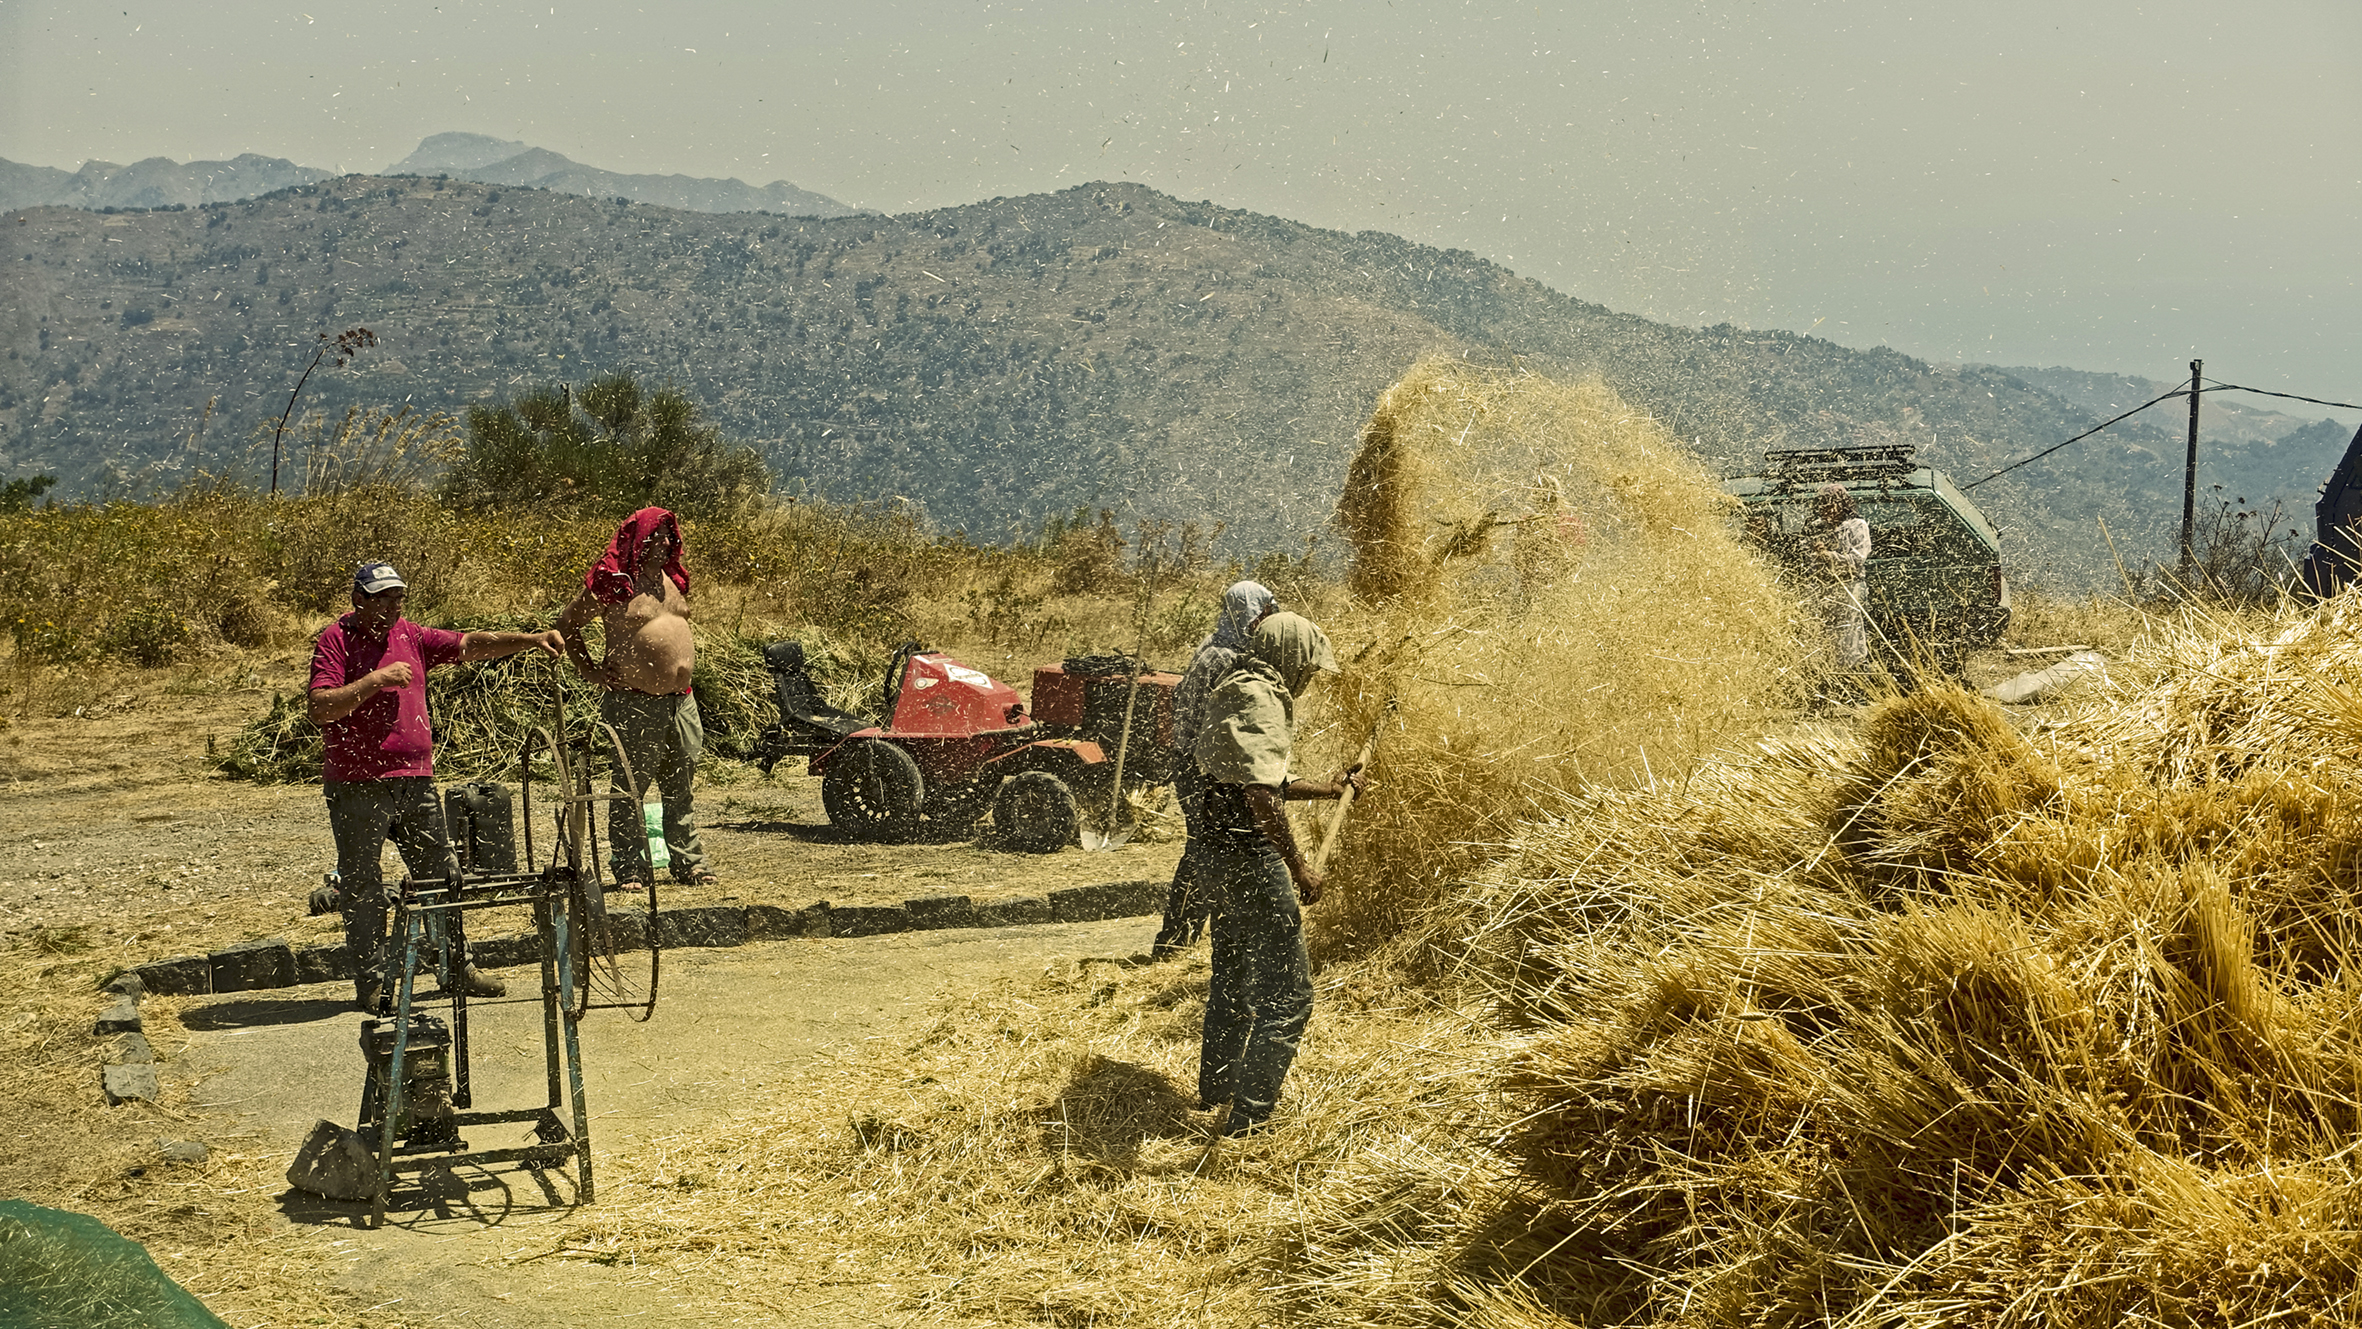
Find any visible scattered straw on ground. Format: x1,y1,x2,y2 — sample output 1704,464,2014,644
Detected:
0,941,357,1327
528,951,1508,1325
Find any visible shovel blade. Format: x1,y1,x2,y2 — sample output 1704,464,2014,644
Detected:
1080,819,1134,851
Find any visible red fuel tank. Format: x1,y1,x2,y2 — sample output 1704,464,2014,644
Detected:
888,653,1029,735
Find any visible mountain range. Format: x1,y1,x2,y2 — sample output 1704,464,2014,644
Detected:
0,153,332,213
384,133,865,219
1,167,2344,587
0,133,862,219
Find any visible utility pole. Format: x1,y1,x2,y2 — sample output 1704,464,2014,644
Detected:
2178,358,2203,576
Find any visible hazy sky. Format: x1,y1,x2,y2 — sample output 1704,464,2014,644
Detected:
5,0,2358,417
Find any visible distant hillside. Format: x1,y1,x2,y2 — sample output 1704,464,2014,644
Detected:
2,174,2338,586
386,133,865,219
0,153,331,212
1991,362,2338,450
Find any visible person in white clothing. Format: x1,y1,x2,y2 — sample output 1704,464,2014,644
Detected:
1812,483,1872,696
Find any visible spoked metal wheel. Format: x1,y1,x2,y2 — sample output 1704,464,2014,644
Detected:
520,722,660,1022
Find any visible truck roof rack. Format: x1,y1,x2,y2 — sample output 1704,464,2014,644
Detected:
1760,445,1919,490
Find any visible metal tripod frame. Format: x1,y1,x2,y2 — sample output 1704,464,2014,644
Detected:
359,720,657,1229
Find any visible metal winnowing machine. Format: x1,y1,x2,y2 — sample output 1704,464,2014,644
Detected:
285,717,663,1229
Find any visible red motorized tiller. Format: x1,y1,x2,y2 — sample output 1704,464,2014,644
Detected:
752,641,1178,851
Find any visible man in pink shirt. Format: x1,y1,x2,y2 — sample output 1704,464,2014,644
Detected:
309,561,561,1010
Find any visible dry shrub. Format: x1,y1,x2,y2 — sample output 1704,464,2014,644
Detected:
0,487,281,665
1307,358,1804,957
294,403,465,498
698,496,984,645
1047,507,1130,595
266,483,466,614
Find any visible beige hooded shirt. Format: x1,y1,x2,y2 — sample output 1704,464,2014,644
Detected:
1193,612,1338,788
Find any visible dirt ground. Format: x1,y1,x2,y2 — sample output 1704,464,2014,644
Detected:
0,653,1182,969
0,654,1188,1327
160,918,1159,1328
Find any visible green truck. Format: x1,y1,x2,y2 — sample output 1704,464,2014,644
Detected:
1724,445,2011,681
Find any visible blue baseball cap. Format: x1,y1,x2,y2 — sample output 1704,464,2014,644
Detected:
353,562,407,596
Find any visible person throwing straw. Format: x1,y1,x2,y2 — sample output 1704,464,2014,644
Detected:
1192,610,1362,1137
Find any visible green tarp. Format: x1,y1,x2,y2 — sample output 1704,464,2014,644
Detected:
0,1200,228,1329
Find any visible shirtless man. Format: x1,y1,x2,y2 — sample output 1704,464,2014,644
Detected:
555,508,714,885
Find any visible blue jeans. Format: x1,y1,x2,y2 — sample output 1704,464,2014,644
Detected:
1197,838,1313,1128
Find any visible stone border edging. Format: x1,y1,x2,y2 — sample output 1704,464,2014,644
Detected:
126,879,1170,997
91,973,159,1104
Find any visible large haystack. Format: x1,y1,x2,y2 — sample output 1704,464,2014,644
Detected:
1284,598,2362,1326
1310,358,1803,956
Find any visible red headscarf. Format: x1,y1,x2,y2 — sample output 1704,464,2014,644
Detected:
586,507,690,605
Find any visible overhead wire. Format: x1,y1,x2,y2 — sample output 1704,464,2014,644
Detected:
2200,381,2362,413
1959,386,2190,491
1963,377,2361,493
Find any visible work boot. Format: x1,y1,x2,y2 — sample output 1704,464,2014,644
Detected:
1220,1109,1270,1139
354,978,383,1013
452,964,506,999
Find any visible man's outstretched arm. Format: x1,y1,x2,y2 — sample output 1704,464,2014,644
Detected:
459,628,565,663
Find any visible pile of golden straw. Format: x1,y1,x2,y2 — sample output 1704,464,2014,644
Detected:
1309,357,1804,958
1284,595,2362,1325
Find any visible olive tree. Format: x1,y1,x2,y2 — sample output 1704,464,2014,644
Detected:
440,373,768,519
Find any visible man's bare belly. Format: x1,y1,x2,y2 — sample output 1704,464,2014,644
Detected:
601,601,694,694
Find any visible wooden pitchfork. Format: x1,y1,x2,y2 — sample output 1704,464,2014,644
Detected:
1308,694,1397,876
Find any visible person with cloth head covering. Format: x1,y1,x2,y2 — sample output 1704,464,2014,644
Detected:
308,561,563,1010
555,508,715,886
1810,483,1873,701
1149,581,1279,958
1190,610,1363,1137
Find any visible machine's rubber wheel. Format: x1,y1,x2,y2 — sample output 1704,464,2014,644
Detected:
993,770,1078,854
925,776,997,832
822,740,926,838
